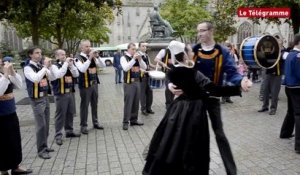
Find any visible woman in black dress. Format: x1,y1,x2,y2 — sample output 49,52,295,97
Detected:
0,57,32,175
143,41,240,175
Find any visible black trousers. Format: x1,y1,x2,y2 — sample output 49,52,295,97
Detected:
205,98,236,175
140,76,153,111
280,87,300,151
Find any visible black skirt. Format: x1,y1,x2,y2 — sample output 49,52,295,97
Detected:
0,112,22,171
143,96,210,175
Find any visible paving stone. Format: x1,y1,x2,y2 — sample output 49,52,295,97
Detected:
14,67,300,174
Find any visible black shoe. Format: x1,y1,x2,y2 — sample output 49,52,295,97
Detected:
81,128,89,135
130,121,144,126
93,124,104,130
123,123,129,130
280,134,294,139
147,109,155,114
141,110,149,116
11,168,33,175
258,108,268,112
269,110,276,115
38,152,51,159
46,148,54,152
66,132,81,138
55,139,63,146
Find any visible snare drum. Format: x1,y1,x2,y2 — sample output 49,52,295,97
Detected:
148,71,166,89
240,35,281,69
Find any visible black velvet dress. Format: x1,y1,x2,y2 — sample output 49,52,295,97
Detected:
143,67,241,175
0,83,22,171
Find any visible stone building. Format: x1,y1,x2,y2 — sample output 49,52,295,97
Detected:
99,0,164,47
229,18,294,49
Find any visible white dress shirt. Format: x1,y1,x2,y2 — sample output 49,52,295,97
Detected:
74,52,106,73
24,60,52,82
155,49,167,62
120,52,147,72
50,61,79,79
154,48,176,66
0,73,22,95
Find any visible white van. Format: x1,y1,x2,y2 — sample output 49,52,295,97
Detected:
92,46,116,66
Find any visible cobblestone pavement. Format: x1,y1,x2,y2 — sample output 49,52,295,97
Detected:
13,67,300,175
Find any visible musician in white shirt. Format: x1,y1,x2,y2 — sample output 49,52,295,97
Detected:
50,49,81,146
24,47,54,159
74,40,106,134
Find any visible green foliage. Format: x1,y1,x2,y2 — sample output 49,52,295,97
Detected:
0,0,122,53
160,0,211,43
212,0,238,42
7,0,52,45
160,0,300,43
0,42,14,57
160,0,238,43
39,0,116,53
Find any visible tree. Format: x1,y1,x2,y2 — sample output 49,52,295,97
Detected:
0,0,122,50
1,0,52,46
231,0,300,34
159,0,237,43
160,0,211,43
39,0,122,53
210,0,237,42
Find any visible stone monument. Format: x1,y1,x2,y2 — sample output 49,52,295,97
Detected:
146,5,175,60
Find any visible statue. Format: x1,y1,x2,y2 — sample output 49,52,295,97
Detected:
149,5,175,38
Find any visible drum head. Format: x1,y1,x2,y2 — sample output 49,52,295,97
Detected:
254,35,281,69
148,71,166,79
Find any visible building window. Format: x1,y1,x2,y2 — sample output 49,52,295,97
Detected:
288,27,294,45
118,36,121,41
237,21,252,47
3,27,23,51
128,36,131,40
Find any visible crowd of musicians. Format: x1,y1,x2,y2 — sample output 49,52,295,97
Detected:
1,21,300,175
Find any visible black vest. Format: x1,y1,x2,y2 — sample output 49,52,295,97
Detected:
0,80,15,116
123,55,141,83
142,54,150,69
161,48,174,72
51,63,76,95
77,55,100,89
25,64,51,98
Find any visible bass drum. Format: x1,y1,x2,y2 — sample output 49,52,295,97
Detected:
240,35,281,69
